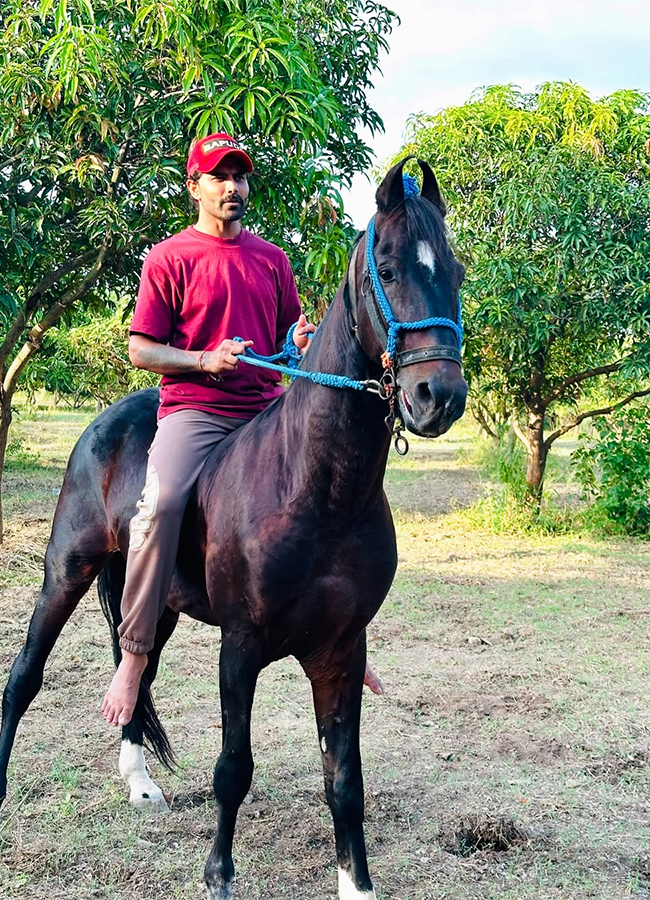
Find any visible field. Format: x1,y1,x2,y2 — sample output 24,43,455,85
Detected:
1,407,650,899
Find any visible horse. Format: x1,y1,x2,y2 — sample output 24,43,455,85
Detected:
0,157,467,900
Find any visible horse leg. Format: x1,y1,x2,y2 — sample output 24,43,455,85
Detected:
0,541,109,810
119,605,179,812
96,551,178,812
306,632,376,900
204,631,263,900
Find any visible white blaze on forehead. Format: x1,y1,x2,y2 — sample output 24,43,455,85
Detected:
417,241,436,275
321,736,328,753
338,868,376,899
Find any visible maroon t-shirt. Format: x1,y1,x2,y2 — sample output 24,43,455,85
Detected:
130,226,301,419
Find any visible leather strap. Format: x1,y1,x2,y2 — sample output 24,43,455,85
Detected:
346,241,361,323
397,345,461,367
363,277,390,349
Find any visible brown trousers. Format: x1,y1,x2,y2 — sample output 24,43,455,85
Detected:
118,408,249,654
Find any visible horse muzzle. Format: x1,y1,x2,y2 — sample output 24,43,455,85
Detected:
397,361,468,438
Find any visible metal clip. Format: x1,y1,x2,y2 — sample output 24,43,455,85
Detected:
384,411,409,456
363,374,395,401
379,368,396,400
363,379,383,395
394,431,409,456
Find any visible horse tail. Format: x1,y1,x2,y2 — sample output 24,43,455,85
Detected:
97,553,175,771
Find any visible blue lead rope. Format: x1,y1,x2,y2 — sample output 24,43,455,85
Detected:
233,329,373,392
233,172,462,392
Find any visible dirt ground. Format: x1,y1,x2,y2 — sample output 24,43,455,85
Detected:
1,415,650,900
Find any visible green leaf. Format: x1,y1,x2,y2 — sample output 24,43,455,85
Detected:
243,92,255,127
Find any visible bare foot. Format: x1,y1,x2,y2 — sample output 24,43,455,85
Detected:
364,663,384,695
101,651,148,727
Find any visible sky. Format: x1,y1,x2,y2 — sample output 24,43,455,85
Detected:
343,0,650,227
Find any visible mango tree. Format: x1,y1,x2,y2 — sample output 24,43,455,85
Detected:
393,83,650,500
0,0,396,541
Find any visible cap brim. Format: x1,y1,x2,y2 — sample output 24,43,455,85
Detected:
192,148,253,175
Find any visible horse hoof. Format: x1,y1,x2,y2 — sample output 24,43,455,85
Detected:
130,790,169,813
206,885,232,900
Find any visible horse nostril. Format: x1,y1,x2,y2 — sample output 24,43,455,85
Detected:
414,381,434,410
413,371,467,415
415,376,446,410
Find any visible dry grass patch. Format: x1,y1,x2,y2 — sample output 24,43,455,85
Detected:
440,813,533,857
1,411,650,899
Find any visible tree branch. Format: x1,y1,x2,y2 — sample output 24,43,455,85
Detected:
541,360,625,408
472,404,498,439
0,228,151,393
11,181,53,206
512,417,531,452
2,240,112,400
0,155,20,171
544,389,650,449
107,137,130,200
0,249,99,373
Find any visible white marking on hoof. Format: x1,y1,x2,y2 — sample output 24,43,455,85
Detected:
119,740,169,813
206,884,232,900
321,736,328,753
338,867,376,899
417,241,436,276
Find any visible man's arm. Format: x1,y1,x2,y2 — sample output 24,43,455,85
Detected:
129,334,253,376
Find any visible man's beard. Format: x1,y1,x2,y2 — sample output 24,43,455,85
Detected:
215,194,247,222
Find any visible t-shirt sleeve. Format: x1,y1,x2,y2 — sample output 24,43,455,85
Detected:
130,254,176,343
276,252,302,342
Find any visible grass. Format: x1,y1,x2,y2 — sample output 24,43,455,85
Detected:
1,404,650,899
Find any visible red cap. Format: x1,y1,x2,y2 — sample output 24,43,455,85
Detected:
186,133,253,177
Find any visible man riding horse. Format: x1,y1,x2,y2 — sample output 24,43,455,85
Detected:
1,150,468,899
101,133,381,728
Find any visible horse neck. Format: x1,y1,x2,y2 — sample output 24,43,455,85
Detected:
279,288,391,511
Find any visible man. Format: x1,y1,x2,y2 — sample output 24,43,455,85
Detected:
101,133,381,728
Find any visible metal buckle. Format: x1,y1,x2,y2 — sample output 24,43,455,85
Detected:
363,379,384,396
379,369,396,400
363,368,396,401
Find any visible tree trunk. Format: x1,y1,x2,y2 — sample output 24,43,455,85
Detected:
525,409,547,506
0,390,12,545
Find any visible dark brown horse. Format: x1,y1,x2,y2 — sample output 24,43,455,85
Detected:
0,158,467,899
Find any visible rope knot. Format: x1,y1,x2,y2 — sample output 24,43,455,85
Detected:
402,173,420,197
281,324,304,369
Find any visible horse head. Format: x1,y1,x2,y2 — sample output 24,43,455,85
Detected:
350,157,468,438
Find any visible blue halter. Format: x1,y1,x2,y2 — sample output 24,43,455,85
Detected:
235,174,462,401
361,173,463,367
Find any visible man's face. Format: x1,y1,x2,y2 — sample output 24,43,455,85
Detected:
187,156,250,222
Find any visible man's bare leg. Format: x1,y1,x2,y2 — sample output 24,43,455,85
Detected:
101,650,148,726
364,663,384,695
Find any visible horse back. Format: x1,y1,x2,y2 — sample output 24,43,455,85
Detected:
53,389,159,554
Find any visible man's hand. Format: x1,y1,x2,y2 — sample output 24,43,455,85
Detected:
200,339,254,374
128,334,254,376
293,314,316,355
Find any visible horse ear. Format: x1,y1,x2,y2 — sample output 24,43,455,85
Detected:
375,156,415,212
418,160,447,217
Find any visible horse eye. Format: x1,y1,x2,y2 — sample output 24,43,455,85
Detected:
378,268,394,283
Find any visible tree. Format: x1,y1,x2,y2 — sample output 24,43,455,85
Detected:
0,0,397,541
392,83,650,501
20,299,159,407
